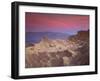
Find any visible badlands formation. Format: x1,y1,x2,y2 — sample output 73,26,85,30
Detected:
25,30,89,68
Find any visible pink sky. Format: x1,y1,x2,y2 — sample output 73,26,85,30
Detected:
25,12,89,34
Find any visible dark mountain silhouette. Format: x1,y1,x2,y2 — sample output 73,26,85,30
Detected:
26,32,70,44
69,30,89,41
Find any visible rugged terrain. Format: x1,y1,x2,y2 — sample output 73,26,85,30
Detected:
25,30,89,68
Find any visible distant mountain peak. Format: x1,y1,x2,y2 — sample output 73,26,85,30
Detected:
41,36,50,42
26,32,70,44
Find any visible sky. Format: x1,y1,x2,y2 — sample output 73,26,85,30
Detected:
25,12,89,35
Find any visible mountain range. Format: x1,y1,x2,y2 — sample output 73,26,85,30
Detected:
26,32,70,44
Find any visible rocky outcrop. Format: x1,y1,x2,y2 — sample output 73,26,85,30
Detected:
67,30,89,65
